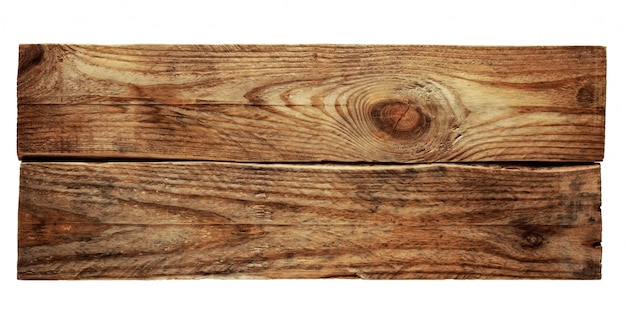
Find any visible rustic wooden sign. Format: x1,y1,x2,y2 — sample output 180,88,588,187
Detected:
17,45,605,279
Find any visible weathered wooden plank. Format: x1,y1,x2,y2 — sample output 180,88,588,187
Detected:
18,162,601,279
17,45,607,106
19,162,601,226
18,102,605,162
17,45,605,162
18,223,601,280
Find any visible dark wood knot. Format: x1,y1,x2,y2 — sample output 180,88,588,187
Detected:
576,83,597,107
370,100,429,140
522,232,544,248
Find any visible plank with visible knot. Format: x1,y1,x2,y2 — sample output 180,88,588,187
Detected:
17,45,605,162
18,162,601,279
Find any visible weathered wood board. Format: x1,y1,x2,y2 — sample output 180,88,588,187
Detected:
16,45,605,279
18,45,605,162
18,163,601,279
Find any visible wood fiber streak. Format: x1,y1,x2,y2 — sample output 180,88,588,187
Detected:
17,45,606,162
18,162,602,279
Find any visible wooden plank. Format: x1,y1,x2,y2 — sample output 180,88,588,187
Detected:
18,162,601,279
18,223,601,280
17,45,607,106
17,45,606,162
18,102,604,162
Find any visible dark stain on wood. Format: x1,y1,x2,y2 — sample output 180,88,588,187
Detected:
18,44,45,74
577,83,599,107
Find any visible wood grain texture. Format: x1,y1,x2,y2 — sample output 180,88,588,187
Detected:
16,45,605,280
17,45,606,162
18,162,602,279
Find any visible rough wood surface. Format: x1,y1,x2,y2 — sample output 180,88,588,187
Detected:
18,162,601,279
17,45,606,162
16,45,605,280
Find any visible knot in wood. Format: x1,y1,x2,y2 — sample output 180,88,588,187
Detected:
361,79,468,161
576,83,598,107
523,232,544,248
370,101,428,140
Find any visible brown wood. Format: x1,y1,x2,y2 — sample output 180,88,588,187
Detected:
17,45,606,162
16,44,605,280
18,162,601,279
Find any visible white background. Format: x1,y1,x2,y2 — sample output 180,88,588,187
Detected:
1,1,624,324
